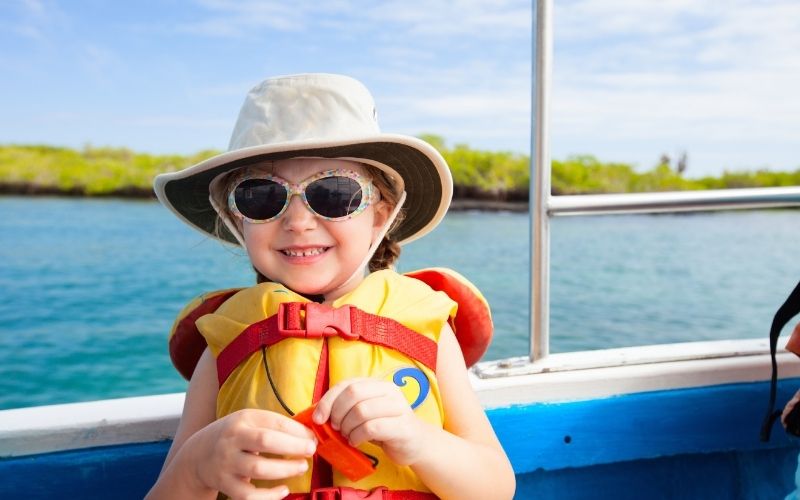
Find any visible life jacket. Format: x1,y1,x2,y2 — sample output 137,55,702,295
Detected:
168,268,493,498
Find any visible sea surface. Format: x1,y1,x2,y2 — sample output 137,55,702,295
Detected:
1,197,798,409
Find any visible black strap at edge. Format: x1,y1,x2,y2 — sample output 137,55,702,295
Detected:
760,280,800,442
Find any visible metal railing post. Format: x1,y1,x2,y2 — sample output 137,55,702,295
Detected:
530,0,553,362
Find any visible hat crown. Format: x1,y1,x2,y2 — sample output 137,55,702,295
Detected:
229,74,380,151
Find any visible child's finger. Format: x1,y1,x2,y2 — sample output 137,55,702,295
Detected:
243,409,316,440
217,475,258,500
234,451,309,480
312,378,366,424
338,396,404,437
236,425,316,457
346,416,401,448
219,475,289,500
327,380,391,430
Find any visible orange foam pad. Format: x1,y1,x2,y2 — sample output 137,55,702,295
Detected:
293,405,376,481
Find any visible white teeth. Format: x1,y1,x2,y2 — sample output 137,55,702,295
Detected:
282,248,326,257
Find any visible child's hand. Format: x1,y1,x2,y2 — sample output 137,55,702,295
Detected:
312,378,429,466
185,409,317,499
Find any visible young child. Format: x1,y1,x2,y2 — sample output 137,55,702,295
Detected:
147,73,515,500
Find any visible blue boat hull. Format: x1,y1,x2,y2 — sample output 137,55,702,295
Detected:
3,378,800,499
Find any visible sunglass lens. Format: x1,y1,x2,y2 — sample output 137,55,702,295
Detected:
305,176,363,218
234,179,287,221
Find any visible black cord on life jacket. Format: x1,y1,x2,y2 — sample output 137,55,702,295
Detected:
262,346,295,416
760,280,800,442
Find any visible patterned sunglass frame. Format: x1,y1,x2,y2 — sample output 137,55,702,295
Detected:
228,168,375,223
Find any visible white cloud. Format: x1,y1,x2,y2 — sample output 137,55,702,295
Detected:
557,0,703,39
80,44,122,78
183,0,531,40
20,0,46,16
189,81,258,99
178,0,341,37
370,62,531,151
30,111,228,131
121,115,231,129
165,1,533,152
365,0,530,37
178,1,308,36
550,0,800,173
10,23,46,42
4,0,68,45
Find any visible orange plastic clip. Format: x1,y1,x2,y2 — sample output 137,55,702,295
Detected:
293,405,376,481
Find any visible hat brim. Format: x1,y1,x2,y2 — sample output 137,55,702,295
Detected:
153,134,453,246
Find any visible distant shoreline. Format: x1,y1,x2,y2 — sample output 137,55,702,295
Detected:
0,183,155,198
449,199,527,212
0,182,529,212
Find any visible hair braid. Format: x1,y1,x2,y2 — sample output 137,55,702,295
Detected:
368,234,402,272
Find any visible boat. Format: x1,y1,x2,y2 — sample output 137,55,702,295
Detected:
3,1,800,498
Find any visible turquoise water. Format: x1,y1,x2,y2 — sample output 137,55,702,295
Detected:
1,197,798,409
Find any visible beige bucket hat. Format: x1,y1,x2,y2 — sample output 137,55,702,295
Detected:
153,73,453,246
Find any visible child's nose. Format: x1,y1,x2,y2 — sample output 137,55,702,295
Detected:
281,195,317,231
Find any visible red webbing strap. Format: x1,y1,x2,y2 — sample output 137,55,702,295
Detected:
285,486,438,499
215,303,439,388
382,491,437,499
215,314,282,387
349,309,437,372
380,491,437,500
310,339,332,489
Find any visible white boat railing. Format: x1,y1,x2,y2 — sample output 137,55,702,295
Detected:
504,0,800,378
550,187,800,216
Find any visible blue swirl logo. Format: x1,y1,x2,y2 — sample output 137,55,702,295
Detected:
392,367,430,409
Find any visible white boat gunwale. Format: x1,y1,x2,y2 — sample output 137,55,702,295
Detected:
3,337,798,459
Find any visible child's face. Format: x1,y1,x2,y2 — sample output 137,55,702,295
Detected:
241,158,391,300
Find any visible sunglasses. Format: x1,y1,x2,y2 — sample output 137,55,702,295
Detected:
228,169,376,223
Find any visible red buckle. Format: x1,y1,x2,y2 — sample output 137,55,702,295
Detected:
277,303,358,340
310,487,341,500
307,303,357,339
276,302,305,337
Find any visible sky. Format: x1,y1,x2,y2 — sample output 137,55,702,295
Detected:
2,0,798,177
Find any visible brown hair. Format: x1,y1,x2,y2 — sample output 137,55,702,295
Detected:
366,167,403,272
209,162,404,283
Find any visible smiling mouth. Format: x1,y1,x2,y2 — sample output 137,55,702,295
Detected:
280,247,330,257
